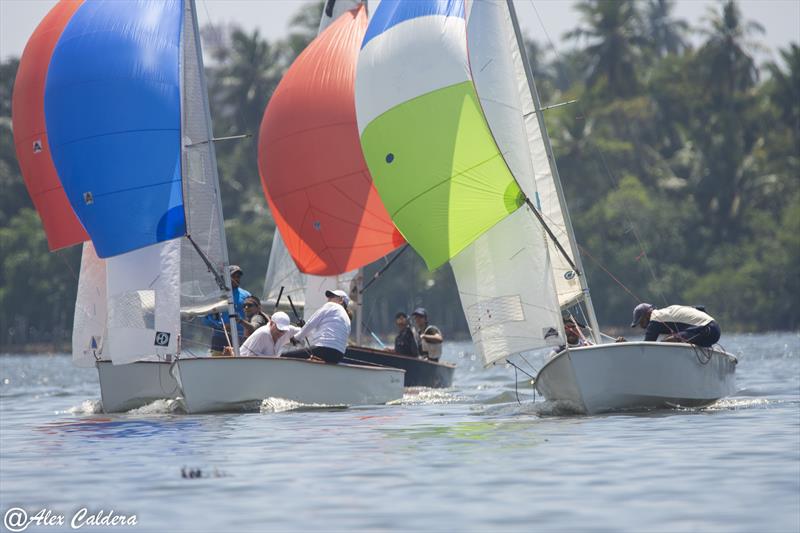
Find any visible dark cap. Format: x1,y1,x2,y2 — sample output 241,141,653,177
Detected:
229,265,243,277
631,303,653,327
411,307,427,318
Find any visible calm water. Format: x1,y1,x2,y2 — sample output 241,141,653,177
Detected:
1,333,798,532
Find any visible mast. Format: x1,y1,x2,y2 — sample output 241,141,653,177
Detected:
188,0,240,355
505,0,601,343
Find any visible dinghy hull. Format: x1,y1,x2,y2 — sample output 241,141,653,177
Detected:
96,360,179,413
344,346,455,388
174,357,405,413
534,342,737,414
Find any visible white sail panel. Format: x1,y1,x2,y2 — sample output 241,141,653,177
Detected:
451,208,563,366
263,231,307,308
106,240,181,365
303,271,358,321
466,0,582,307
179,0,229,315
72,242,107,368
355,14,469,135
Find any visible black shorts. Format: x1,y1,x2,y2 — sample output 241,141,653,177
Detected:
281,346,344,364
677,321,721,347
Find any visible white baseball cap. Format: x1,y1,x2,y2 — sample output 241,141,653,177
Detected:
271,311,291,331
325,289,350,307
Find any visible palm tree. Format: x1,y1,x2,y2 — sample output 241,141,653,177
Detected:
767,44,800,148
565,0,645,98
697,0,764,99
216,28,283,137
644,0,689,58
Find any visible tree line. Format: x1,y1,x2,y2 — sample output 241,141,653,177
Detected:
0,0,797,350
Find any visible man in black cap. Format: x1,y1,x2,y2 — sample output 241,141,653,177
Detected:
393,312,419,357
631,303,720,347
411,307,443,361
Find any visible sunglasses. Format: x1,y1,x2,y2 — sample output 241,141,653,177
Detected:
243,303,257,308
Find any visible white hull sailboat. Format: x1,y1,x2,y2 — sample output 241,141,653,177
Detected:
351,0,738,414
174,357,404,413
96,361,179,413
535,342,738,414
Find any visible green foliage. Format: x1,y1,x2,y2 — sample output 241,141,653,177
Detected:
1,1,798,350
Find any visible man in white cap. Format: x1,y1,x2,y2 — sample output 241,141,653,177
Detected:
225,311,300,357
631,303,721,347
282,289,352,364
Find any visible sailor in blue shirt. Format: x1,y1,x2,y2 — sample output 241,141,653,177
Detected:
204,265,251,355
631,303,721,347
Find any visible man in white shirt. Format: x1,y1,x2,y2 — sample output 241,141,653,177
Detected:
224,312,300,357
631,303,721,347
282,289,351,364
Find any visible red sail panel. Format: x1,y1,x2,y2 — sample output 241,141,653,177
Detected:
258,5,404,276
12,0,88,251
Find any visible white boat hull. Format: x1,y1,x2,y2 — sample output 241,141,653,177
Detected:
534,342,737,414
96,360,179,413
174,357,405,413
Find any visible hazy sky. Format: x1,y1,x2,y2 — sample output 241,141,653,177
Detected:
1,0,798,65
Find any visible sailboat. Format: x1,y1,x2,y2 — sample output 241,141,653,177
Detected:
259,0,455,388
13,0,182,412
354,0,737,414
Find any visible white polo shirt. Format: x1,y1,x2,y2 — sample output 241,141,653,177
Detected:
294,301,351,354
240,324,301,357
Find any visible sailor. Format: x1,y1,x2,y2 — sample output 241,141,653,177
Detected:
631,303,721,347
411,307,443,361
549,317,592,358
283,289,351,364
204,265,251,356
240,295,269,338
393,312,420,357
226,312,300,357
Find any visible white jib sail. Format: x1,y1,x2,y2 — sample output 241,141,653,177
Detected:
448,0,564,366
72,242,107,368
106,240,181,365
466,0,582,308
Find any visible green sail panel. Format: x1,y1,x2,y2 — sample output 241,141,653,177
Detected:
360,81,523,270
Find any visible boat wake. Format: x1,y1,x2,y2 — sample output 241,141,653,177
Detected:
477,399,585,417
127,399,184,415
395,387,464,405
62,399,104,415
260,397,347,413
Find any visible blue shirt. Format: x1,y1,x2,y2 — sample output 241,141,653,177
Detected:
204,286,252,336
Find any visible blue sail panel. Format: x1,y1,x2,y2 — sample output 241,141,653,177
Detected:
44,0,185,258
362,0,464,49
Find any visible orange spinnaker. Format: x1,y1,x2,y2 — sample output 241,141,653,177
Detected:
12,0,88,250
258,5,404,276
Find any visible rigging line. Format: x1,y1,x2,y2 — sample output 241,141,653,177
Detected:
516,353,540,379
186,234,228,292
527,0,667,306
577,244,642,303
360,244,410,294
524,198,578,273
